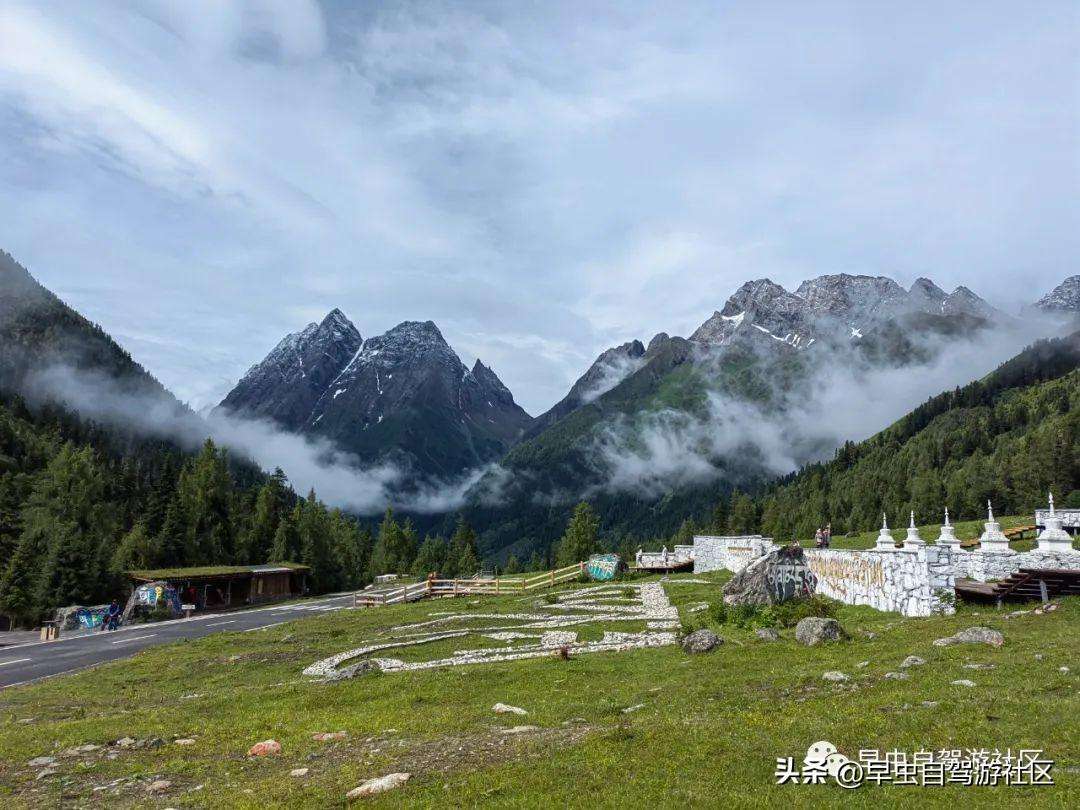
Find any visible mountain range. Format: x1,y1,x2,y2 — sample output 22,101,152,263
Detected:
3,251,1079,560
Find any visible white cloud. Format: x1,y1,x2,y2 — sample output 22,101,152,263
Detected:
0,0,1075,417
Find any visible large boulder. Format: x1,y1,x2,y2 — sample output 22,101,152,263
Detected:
795,617,844,646
681,629,722,654
722,546,816,607
54,605,107,631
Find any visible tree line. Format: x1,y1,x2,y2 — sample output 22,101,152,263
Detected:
0,394,501,626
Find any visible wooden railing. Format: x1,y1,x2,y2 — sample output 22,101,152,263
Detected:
354,562,585,607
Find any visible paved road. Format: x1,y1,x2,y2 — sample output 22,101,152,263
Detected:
0,593,356,689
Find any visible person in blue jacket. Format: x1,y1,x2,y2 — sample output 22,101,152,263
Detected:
106,600,121,631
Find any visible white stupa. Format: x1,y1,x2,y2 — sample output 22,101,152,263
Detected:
875,513,896,551
935,507,961,548
976,501,1013,554
1036,493,1075,553
903,511,925,549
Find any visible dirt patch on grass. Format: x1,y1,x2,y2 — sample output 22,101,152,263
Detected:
309,724,595,781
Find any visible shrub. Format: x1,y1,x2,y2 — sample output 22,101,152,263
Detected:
766,596,837,628
707,596,837,630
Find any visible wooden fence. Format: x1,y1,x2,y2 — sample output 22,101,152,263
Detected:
354,562,585,607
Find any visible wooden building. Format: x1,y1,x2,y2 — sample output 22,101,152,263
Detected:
126,563,310,613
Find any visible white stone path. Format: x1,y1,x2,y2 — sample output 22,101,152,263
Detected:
303,583,679,680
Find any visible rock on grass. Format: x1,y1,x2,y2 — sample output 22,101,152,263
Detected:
681,629,721,654
247,740,281,757
933,627,1004,647
795,617,843,646
346,773,410,800
492,703,528,716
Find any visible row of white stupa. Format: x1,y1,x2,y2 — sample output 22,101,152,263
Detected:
874,494,1076,555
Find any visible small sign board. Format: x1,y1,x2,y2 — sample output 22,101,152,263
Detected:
181,604,195,611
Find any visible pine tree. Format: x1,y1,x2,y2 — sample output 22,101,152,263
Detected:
727,491,757,534
298,490,340,593
412,535,447,577
111,522,156,573
329,509,369,588
244,468,290,564
503,554,520,574
32,445,115,611
708,497,729,534
395,519,419,575
556,502,599,566
270,503,301,562
0,525,46,625
369,509,400,576
445,516,480,578
176,439,234,565
155,495,187,567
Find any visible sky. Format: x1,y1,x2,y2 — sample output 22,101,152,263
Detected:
0,0,1076,415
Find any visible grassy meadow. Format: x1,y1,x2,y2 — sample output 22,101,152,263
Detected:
0,535,1077,807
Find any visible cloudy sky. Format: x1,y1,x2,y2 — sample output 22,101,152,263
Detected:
0,1,1076,414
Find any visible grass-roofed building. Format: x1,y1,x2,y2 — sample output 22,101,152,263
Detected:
125,563,310,616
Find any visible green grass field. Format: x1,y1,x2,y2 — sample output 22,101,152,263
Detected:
0,559,1077,806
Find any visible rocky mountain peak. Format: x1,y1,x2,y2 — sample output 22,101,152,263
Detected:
319,307,359,336
219,313,532,478
1035,276,1080,312
908,277,948,311
721,278,802,317
646,332,670,352
941,285,997,319
794,274,908,321
472,359,516,404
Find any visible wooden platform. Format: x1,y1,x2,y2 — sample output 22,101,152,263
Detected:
955,567,1080,607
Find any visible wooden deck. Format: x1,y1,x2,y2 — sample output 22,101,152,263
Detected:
955,567,1080,607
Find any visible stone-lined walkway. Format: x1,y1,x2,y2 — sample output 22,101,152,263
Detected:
303,583,679,680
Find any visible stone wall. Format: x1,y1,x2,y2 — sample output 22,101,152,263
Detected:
693,535,778,574
803,545,955,617
693,530,1080,617
693,534,955,617
955,548,1080,582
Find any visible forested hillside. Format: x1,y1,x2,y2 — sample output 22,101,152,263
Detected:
0,393,380,626
0,256,381,626
755,333,1080,540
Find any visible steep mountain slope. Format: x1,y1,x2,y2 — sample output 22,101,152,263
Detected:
0,251,181,412
218,313,533,479
757,331,1080,541
523,339,646,440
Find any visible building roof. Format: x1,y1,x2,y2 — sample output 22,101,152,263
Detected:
127,562,310,582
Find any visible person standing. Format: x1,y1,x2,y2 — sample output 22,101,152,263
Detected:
106,599,121,631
